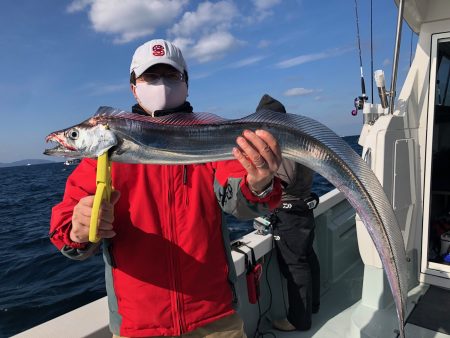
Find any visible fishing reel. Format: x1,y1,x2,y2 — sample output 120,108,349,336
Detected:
351,94,368,116
253,215,274,235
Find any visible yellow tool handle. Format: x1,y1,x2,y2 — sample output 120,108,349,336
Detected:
89,152,112,243
89,183,107,242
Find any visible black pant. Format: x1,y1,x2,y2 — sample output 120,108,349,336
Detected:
273,200,320,330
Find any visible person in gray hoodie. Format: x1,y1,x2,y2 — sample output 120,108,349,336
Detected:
255,94,320,331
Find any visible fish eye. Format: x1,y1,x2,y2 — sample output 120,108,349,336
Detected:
68,129,79,140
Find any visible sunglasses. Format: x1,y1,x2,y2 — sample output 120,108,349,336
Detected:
138,72,185,84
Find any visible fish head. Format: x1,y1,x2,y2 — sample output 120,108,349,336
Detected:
44,119,117,158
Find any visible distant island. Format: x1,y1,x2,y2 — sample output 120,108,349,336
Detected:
0,159,61,168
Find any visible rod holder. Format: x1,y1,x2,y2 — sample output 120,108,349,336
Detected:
374,70,389,109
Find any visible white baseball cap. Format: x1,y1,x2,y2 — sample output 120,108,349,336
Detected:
130,39,187,78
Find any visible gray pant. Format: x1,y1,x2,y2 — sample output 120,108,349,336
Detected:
112,313,247,338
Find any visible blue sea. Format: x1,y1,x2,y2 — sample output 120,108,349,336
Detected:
0,136,361,337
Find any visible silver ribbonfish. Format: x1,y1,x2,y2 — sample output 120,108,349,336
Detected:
44,106,408,338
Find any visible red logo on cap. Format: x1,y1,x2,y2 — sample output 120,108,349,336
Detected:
152,45,165,56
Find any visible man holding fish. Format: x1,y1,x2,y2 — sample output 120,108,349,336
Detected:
49,39,283,337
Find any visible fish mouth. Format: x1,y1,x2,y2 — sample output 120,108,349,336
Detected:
44,133,80,157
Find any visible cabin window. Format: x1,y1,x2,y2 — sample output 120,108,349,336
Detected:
436,53,450,106
428,40,450,267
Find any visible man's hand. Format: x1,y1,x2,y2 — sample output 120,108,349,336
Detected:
233,129,282,193
70,190,121,243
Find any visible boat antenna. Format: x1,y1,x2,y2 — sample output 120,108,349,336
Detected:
351,0,368,116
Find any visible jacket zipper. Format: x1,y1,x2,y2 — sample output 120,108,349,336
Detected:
183,165,189,206
166,166,185,334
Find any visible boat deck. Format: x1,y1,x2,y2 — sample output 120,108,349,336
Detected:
259,261,450,338
255,260,364,338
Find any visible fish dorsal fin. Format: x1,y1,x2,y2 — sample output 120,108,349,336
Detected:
93,106,228,126
239,109,345,146
94,106,125,117
152,112,228,125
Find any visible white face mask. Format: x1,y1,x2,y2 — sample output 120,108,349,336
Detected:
135,80,188,116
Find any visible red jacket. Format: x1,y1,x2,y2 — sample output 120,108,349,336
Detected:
50,158,281,337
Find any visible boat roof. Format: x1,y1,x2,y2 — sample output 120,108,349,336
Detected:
395,0,450,33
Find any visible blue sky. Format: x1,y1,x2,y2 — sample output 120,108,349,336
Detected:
0,0,416,162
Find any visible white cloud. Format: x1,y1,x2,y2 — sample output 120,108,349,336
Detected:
169,1,237,37
168,1,241,63
383,58,391,66
252,0,281,11
187,31,242,63
67,0,276,64
258,40,270,48
283,87,315,97
67,0,93,12
250,0,281,21
67,0,188,44
170,37,194,54
277,52,329,68
227,56,265,68
276,47,353,68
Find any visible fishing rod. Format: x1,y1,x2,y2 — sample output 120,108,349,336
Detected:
351,0,369,117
